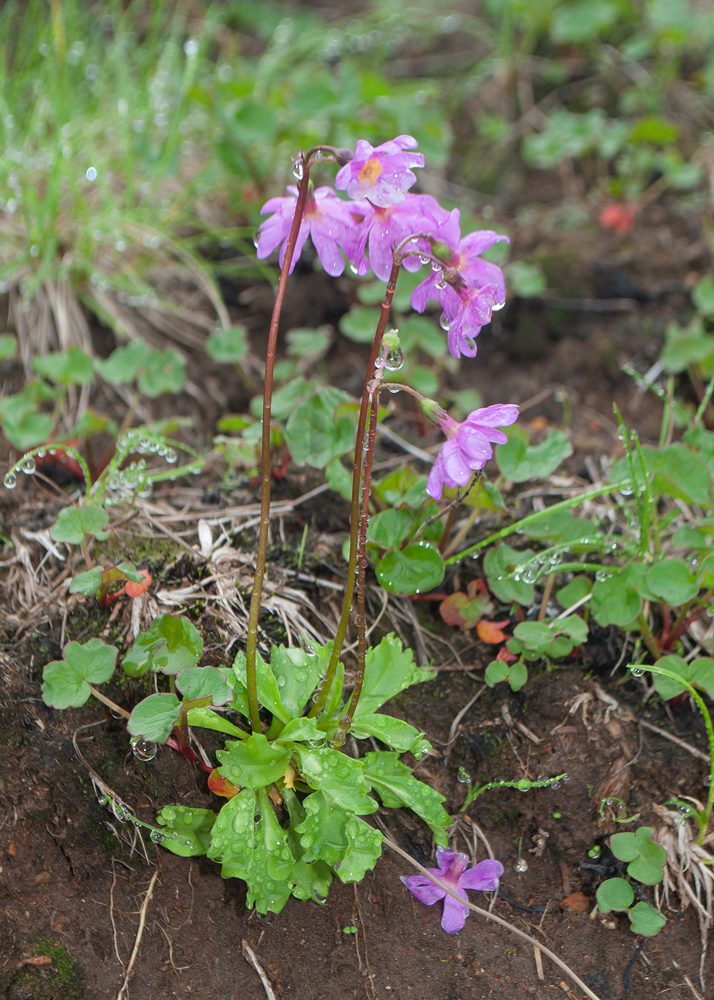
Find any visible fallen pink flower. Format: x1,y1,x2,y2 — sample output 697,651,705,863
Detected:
401,847,504,933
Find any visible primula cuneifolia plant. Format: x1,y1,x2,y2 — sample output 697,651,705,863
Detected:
36,135,517,916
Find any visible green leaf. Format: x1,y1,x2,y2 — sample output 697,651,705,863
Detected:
69,566,105,595
185,706,246,739
338,815,383,884
1,406,54,451
206,326,248,364
325,457,352,500
286,386,356,469
591,566,644,627
156,805,216,857
363,751,450,846
230,649,288,723
506,261,546,298
32,346,94,386
290,857,333,903
376,541,444,595
176,666,232,705
138,349,186,397
609,444,711,506
292,747,377,815
127,693,181,742
216,734,290,789
550,0,619,43
367,509,413,550
596,877,634,913
274,717,326,744
351,714,431,757
610,827,666,885
50,505,110,544
629,115,679,146
556,576,592,609
41,639,118,709
628,901,666,936
646,558,699,605
609,831,641,863
497,428,572,482
339,306,382,344
207,789,294,915
352,634,435,718
286,327,331,359
484,660,510,687
122,614,203,678
270,645,323,719
296,791,348,868
0,334,17,360
94,341,150,384
693,276,714,318
484,542,535,606
523,509,593,543
513,622,557,655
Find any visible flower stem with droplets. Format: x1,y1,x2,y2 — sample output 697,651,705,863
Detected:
309,256,403,720
332,374,382,746
244,154,312,734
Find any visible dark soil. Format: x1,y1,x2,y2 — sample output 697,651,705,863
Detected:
1,193,713,999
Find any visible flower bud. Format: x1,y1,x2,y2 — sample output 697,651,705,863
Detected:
420,397,448,426
332,147,354,167
382,329,401,355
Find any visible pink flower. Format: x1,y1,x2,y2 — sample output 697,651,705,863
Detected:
335,135,424,207
401,847,504,933
427,404,519,500
412,229,509,359
355,194,459,281
256,186,366,277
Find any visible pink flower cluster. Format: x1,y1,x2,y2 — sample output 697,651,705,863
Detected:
256,135,509,359
256,135,519,495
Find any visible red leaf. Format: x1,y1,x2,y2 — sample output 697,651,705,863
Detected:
599,203,635,235
125,569,152,598
477,619,510,643
208,769,241,798
496,646,518,664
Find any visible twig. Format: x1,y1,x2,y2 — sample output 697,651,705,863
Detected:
384,838,602,1000
116,870,159,1000
241,940,277,1000
640,719,710,763
445,685,486,760
534,945,544,980
109,862,125,977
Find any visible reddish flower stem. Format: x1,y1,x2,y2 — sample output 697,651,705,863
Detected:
310,256,403,719
244,156,313,733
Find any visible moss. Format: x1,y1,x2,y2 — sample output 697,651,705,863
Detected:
92,534,181,573
0,938,87,999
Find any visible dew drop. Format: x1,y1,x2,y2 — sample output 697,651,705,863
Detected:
131,737,158,761
631,667,645,678
4,472,17,489
384,348,404,372
492,299,506,312
439,313,450,332
150,829,165,844
513,858,528,873
292,158,304,180
619,485,633,497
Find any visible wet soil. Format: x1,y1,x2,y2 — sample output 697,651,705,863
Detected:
1,191,713,999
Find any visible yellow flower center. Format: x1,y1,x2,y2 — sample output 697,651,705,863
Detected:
358,157,383,186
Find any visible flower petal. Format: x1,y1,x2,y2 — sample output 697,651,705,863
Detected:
441,887,469,933
458,858,504,891
400,874,446,907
